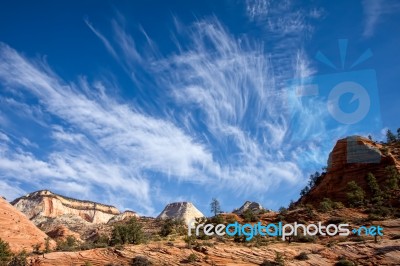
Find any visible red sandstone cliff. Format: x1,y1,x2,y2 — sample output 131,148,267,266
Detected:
300,136,400,206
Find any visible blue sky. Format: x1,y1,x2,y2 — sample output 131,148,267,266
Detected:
0,0,399,216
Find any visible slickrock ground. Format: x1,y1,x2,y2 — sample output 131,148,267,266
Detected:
0,196,55,252
32,234,400,265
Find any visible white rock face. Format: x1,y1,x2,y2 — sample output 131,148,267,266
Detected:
12,190,134,224
157,202,204,224
233,201,264,214
108,211,139,223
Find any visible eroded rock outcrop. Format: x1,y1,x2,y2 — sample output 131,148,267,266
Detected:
157,202,204,224
233,201,265,214
301,136,400,205
11,190,136,224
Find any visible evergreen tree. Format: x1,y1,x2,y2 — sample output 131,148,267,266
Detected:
210,198,221,217
385,165,400,191
346,181,365,207
365,172,383,204
386,129,396,143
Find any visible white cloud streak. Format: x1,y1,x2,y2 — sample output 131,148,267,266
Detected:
362,0,400,38
0,1,327,213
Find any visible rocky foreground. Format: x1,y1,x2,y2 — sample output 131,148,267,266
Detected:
25,218,400,265
1,135,400,265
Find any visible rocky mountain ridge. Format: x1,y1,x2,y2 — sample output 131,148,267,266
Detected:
233,200,265,214
12,190,138,224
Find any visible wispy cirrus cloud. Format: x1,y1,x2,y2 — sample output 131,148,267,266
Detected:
0,1,328,214
362,0,400,38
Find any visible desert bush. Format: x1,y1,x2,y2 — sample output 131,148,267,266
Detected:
111,218,144,245
243,209,257,222
233,235,246,243
56,236,79,251
183,235,197,249
44,237,51,253
295,251,309,260
7,253,28,266
0,238,12,265
319,198,333,212
274,252,285,266
186,253,197,263
225,214,237,224
259,260,275,266
131,255,153,266
210,214,224,224
335,259,355,266
159,218,175,237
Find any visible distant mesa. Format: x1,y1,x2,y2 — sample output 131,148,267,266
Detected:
157,202,205,224
11,190,138,224
233,201,265,214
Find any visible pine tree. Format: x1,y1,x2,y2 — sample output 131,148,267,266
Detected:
385,165,400,191
346,181,365,207
365,172,383,204
210,198,221,217
386,129,396,143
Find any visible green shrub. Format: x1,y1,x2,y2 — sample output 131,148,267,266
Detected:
56,235,79,251
295,251,309,260
225,214,237,224
319,198,333,212
243,209,257,222
131,256,153,266
8,251,28,266
274,252,285,266
259,260,275,266
0,238,12,265
187,253,197,263
111,218,144,245
210,214,224,224
160,218,175,237
335,259,355,266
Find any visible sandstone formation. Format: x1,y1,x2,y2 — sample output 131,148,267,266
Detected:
12,190,136,224
108,210,139,224
233,201,264,214
0,196,55,252
301,136,400,206
157,202,204,224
